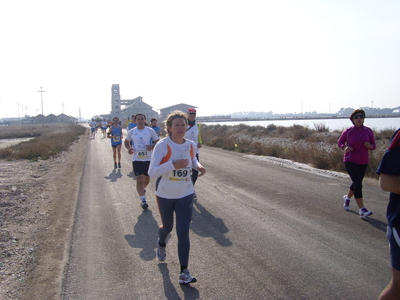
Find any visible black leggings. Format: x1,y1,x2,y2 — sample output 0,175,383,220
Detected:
344,162,368,199
191,154,199,185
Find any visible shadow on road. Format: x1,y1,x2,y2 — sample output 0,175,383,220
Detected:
158,263,200,300
347,210,387,232
127,169,136,180
124,210,159,261
104,168,122,182
191,200,232,247
362,217,388,232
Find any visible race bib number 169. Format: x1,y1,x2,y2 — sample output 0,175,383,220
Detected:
169,169,190,181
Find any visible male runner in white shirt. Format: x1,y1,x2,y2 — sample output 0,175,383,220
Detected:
124,113,159,209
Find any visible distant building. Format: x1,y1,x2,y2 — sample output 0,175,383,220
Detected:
56,113,73,123
34,113,77,124
34,114,46,124
159,103,198,121
100,84,159,122
0,114,78,125
46,114,57,123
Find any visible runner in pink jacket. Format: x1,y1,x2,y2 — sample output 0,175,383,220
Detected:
338,109,376,218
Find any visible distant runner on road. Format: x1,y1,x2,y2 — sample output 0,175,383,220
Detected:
124,113,159,209
101,119,108,138
89,119,97,139
184,108,202,200
107,117,123,169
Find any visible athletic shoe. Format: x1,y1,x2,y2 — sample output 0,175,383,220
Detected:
118,162,121,168
141,201,148,210
157,239,166,261
179,269,197,284
114,162,117,169
193,193,197,200
343,195,350,211
359,207,373,219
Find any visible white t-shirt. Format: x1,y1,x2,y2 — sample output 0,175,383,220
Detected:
125,126,159,161
185,123,200,154
148,137,201,199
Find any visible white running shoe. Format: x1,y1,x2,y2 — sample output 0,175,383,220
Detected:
359,207,373,219
179,269,197,284
343,195,350,211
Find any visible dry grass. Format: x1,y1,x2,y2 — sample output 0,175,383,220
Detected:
0,124,86,161
201,123,396,179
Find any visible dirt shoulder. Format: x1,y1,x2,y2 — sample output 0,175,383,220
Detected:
0,135,87,299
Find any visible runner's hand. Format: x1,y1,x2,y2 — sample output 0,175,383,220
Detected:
173,159,189,169
198,166,206,177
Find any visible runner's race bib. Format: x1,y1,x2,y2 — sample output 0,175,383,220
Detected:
168,168,190,181
114,136,121,142
137,150,148,159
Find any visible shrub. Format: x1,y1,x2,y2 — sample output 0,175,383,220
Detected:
0,125,86,161
313,122,330,132
292,124,310,140
201,123,391,178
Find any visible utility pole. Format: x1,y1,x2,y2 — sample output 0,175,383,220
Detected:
17,103,20,122
38,87,45,127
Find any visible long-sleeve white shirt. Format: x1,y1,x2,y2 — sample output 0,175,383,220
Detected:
148,137,202,199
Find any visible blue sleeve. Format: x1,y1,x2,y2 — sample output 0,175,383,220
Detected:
377,148,400,175
377,129,400,175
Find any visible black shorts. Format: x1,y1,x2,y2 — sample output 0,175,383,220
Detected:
133,161,150,177
387,226,400,271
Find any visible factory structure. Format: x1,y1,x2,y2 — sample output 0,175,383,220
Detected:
99,84,197,122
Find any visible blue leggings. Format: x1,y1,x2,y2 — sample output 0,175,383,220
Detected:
156,194,194,266
344,162,368,199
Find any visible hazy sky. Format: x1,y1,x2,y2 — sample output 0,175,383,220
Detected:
1,0,399,119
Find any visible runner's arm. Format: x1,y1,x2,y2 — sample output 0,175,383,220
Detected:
148,143,174,178
379,174,400,194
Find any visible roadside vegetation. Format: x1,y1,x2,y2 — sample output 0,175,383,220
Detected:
0,124,87,161
201,122,396,179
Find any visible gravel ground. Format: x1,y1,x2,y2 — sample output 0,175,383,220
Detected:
0,136,87,299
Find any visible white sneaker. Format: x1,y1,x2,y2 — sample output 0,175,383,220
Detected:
179,269,197,284
343,195,350,211
359,207,373,219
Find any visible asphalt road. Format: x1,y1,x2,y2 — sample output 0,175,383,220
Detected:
61,132,391,300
